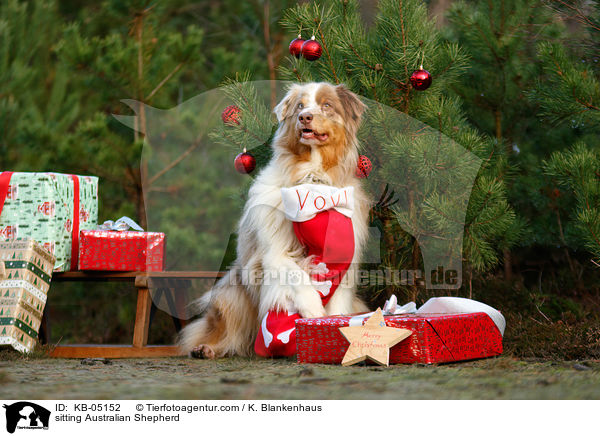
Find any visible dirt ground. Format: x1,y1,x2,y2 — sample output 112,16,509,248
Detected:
1,353,599,400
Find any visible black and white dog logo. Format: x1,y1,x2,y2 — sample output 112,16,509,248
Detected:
3,402,50,433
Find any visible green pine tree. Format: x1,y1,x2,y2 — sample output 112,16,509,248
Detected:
56,0,205,229
211,0,519,303
533,1,600,264
444,0,573,280
0,0,81,170
277,0,518,301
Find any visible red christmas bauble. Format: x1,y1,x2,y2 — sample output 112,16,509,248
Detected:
289,35,305,58
234,151,256,174
301,37,322,61
410,67,432,91
221,105,241,124
355,155,372,178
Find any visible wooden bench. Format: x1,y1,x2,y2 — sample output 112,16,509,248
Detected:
47,271,224,358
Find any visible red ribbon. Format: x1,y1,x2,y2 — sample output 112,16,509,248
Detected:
69,174,80,270
0,171,14,217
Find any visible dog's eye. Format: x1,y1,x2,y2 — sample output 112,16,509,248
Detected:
323,102,331,109
297,103,304,109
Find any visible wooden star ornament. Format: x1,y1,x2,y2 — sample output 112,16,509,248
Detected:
339,308,412,366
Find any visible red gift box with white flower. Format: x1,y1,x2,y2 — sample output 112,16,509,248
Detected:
78,230,166,271
296,298,504,364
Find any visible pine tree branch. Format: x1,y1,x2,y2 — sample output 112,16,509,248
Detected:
348,43,406,87
465,227,486,267
576,161,600,252
552,0,600,32
146,134,204,186
370,83,379,101
64,58,132,99
398,0,410,112
234,81,264,127
468,15,501,64
292,67,302,81
500,0,506,34
263,1,277,109
348,43,379,72
145,62,184,101
316,18,339,84
398,0,408,78
572,88,600,111
432,58,455,79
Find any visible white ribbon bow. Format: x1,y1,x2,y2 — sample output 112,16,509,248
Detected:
348,295,417,326
98,216,144,231
347,295,505,337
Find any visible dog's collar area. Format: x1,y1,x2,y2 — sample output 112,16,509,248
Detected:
297,173,331,186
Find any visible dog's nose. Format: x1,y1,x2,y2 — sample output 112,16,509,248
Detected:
299,112,313,125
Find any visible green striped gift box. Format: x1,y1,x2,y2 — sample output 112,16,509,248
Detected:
0,172,98,271
0,239,55,353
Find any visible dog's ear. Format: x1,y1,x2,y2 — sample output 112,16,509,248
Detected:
336,84,366,135
274,84,301,122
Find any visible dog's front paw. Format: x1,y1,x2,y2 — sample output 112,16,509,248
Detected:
298,303,327,319
190,344,216,359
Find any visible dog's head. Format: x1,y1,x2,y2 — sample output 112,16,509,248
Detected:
273,82,365,172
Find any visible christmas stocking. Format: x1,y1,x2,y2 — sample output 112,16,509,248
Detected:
254,310,301,357
254,184,355,357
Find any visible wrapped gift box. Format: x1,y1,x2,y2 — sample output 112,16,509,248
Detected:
0,239,56,353
78,230,166,271
0,171,98,271
296,311,503,364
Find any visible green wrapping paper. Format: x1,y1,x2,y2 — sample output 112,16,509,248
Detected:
0,172,98,271
0,239,56,353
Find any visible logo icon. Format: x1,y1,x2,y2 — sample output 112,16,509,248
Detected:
37,201,56,217
79,208,90,223
0,225,18,240
6,184,18,200
3,402,50,433
42,242,55,255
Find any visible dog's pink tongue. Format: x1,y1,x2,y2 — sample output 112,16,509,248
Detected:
315,133,328,141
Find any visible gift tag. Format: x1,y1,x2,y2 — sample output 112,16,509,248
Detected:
339,308,412,366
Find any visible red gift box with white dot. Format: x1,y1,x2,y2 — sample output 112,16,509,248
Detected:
296,312,503,364
78,230,165,271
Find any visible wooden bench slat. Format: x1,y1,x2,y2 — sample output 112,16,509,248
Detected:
49,345,182,358
52,271,225,282
46,271,224,358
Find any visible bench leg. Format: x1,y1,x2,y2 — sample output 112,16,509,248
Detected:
133,287,152,348
174,290,188,330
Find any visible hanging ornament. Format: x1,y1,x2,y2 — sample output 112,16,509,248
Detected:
301,36,322,61
234,148,256,174
355,155,372,178
410,65,432,91
289,34,305,58
221,105,241,125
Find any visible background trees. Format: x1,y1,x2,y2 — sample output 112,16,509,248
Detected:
280,0,518,303
0,0,598,357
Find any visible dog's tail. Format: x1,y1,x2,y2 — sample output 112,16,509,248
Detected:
177,267,258,357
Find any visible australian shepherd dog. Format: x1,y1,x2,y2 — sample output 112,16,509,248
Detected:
178,82,371,358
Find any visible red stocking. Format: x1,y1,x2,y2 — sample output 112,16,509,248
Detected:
292,209,355,306
254,184,356,357
254,310,301,357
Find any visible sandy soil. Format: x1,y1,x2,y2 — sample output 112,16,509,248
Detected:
0,354,599,400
